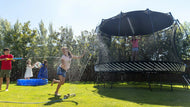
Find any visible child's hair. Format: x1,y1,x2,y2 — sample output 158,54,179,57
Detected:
26,59,31,65
3,48,10,52
62,47,72,58
68,51,72,58
43,60,48,67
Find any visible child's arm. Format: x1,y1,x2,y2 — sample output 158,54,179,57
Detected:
39,64,43,68
138,35,142,41
11,55,15,62
28,64,34,68
0,58,8,61
72,51,86,59
31,64,35,69
37,64,43,69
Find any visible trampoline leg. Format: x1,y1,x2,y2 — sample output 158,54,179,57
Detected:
160,83,162,91
121,73,123,83
170,83,173,91
104,82,105,88
103,73,105,88
158,72,162,91
149,81,152,91
94,74,97,86
110,73,113,89
110,73,114,89
97,79,99,88
147,72,152,91
97,72,101,88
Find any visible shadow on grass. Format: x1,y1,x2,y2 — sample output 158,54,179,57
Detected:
44,94,78,106
68,81,95,85
0,90,5,92
94,83,190,107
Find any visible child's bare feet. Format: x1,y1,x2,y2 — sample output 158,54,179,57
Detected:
51,79,55,86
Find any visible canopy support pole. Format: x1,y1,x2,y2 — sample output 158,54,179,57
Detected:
147,8,157,60
118,12,122,36
127,17,135,35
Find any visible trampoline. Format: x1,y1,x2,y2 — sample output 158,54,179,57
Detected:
95,9,189,90
17,79,48,86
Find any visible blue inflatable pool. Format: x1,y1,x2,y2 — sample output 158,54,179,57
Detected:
17,79,48,86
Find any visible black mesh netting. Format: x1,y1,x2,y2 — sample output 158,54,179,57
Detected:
97,22,188,64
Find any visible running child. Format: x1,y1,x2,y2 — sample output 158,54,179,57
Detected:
51,47,85,96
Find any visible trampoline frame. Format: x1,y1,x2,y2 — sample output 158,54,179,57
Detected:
94,9,189,90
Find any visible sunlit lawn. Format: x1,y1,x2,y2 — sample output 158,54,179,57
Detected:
0,81,189,107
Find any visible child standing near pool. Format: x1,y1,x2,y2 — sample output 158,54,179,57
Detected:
24,59,34,79
37,60,48,80
0,48,14,91
51,47,85,96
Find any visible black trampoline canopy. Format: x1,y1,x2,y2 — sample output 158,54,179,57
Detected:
98,9,174,36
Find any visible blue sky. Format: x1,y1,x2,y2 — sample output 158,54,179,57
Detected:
0,0,189,36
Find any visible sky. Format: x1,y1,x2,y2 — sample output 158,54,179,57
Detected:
0,0,190,36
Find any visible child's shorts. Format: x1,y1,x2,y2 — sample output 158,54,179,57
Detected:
132,47,138,51
57,67,66,77
0,70,11,78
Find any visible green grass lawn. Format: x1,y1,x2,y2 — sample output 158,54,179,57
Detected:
0,81,189,107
